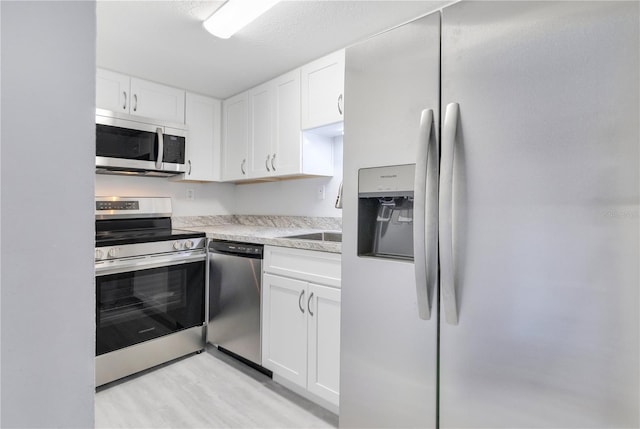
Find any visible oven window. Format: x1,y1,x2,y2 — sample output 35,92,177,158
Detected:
96,260,204,355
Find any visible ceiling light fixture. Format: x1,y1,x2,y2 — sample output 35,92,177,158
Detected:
203,0,282,39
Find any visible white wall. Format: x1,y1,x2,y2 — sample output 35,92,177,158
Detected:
0,1,96,427
96,137,343,218
234,137,344,217
95,175,236,216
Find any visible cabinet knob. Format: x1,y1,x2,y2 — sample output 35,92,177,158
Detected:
241,159,246,175
122,91,127,111
133,94,138,112
337,94,343,115
271,153,276,171
188,160,192,175
265,155,271,172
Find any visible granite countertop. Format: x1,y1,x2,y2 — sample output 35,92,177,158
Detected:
175,215,342,254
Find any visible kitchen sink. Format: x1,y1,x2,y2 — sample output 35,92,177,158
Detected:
281,231,342,242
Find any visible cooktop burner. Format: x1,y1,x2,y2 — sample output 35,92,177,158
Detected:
95,228,205,247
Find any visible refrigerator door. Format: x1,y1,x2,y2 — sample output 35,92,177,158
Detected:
440,1,639,427
340,12,440,428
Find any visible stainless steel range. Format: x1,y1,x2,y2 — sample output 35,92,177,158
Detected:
94,197,206,386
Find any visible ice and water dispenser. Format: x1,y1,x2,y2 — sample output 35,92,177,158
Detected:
358,164,415,260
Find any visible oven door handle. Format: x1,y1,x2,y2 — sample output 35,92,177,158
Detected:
95,252,205,276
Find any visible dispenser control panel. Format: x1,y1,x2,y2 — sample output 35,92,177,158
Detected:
358,164,415,197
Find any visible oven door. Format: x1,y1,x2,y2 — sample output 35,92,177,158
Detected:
95,252,205,356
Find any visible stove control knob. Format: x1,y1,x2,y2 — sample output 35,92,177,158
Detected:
108,248,119,258
95,249,104,260
173,241,183,250
184,240,194,249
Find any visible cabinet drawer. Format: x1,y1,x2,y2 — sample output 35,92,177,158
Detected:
264,246,341,288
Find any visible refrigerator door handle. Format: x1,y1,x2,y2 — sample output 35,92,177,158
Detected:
413,109,438,320
440,102,459,325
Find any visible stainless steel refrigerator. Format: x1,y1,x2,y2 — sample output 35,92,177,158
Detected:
340,2,639,428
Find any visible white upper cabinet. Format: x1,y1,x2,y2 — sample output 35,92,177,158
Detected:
300,49,345,131
249,70,302,178
96,68,185,124
248,81,273,178
129,78,185,123
222,91,249,181
176,92,221,182
221,69,333,182
271,70,302,176
96,68,130,114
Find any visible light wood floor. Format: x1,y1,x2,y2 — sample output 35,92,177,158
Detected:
95,346,338,428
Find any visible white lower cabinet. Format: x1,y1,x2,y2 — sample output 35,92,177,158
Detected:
262,273,308,386
262,246,341,409
306,283,341,404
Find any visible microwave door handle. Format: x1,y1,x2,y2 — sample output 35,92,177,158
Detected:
155,127,164,170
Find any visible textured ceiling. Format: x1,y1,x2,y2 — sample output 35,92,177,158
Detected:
97,0,450,99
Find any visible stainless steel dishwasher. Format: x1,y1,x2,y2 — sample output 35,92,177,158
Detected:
207,240,264,368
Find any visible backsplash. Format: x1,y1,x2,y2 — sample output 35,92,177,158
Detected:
173,215,342,230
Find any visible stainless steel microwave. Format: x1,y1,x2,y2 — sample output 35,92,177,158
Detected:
95,109,187,177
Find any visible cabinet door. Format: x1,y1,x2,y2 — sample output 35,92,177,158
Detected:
181,93,221,181
262,273,307,388
130,77,185,123
307,283,341,406
301,50,345,130
222,92,249,181
272,70,301,176
248,82,272,178
96,68,130,113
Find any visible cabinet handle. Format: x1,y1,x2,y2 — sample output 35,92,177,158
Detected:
133,94,138,112
337,94,343,115
271,154,276,171
240,159,246,175
188,160,192,175
307,292,314,316
298,290,305,314
265,155,271,172
122,91,127,110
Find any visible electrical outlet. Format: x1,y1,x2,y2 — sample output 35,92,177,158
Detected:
317,185,326,200
186,189,195,201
